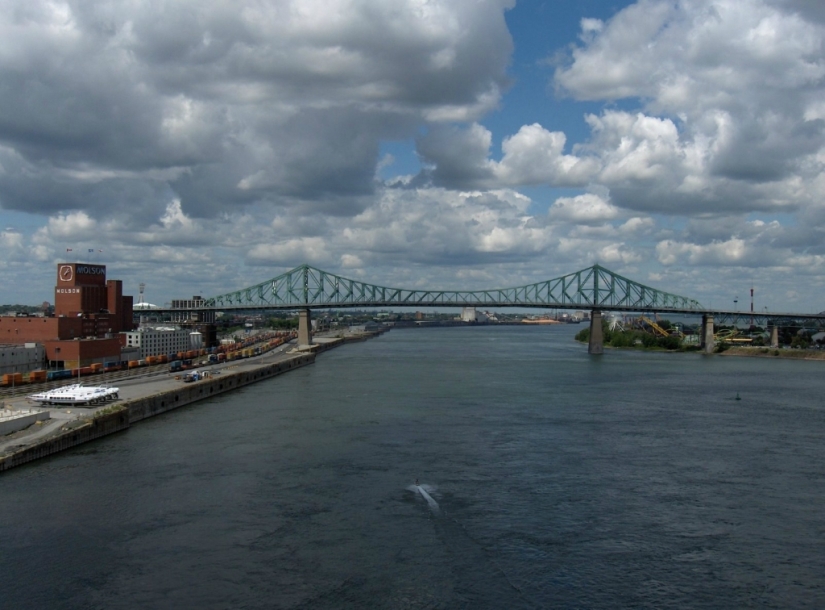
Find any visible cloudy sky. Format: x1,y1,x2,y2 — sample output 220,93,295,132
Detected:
1,0,824,312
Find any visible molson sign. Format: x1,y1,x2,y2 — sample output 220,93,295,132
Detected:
75,265,106,276
58,263,107,285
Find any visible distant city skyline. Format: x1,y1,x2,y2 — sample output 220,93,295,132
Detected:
1,0,824,312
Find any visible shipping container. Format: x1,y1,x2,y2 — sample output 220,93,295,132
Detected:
28,370,48,382
128,360,140,369
1,373,24,386
47,369,74,381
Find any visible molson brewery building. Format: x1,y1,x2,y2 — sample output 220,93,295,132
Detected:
0,263,134,368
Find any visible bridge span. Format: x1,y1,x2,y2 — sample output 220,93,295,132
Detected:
156,264,825,355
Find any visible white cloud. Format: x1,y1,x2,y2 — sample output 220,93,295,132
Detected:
0,0,515,219
554,0,825,216
549,193,620,224
247,237,330,266
38,211,99,240
494,124,598,186
418,122,598,189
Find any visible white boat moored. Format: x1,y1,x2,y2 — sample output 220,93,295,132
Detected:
29,385,120,406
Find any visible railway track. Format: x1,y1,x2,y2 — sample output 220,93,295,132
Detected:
0,363,174,402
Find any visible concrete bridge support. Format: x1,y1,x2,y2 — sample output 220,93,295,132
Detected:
588,310,604,355
700,315,714,354
298,308,312,346
770,325,779,348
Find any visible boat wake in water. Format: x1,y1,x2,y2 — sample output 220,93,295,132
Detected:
406,481,530,607
408,483,440,515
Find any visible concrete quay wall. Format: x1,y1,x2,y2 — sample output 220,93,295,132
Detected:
128,352,315,422
0,409,50,436
0,407,130,472
0,353,316,473
0,331,385,474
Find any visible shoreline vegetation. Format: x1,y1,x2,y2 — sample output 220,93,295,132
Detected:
574,326,690,351
575,326,825,360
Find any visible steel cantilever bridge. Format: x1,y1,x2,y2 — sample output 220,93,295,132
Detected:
165,263,825,354
202,264,704,313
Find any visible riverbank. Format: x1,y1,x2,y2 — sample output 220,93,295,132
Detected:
719,345,825,360
0,330,386,473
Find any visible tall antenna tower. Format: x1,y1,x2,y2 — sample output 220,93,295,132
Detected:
138,282,146,327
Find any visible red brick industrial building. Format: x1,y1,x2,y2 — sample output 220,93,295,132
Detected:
0,263,134,368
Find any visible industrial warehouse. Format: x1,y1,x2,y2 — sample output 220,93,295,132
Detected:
0,262,215,385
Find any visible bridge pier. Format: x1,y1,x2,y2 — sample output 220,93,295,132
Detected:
588,310,604,355
700,315,714,354
298,308,312,347
770,325,779,348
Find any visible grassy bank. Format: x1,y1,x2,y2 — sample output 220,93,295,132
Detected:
719,346,825,361
574,326,698,351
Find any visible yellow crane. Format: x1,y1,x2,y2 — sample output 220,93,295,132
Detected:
639,316,680,338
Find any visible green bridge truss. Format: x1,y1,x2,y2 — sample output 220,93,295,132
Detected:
201,264,705,313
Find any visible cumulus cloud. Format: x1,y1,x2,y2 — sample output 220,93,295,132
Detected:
549,193,620,224
556,0,825,216
0,0,515,221
417,122,598,189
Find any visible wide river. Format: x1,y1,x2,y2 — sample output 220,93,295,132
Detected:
2,325,824,609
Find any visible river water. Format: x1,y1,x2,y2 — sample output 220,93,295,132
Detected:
2,325,824,609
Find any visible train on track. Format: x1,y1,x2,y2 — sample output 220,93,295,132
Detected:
1,331,296,389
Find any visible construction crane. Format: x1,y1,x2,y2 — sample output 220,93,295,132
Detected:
639,316,679,338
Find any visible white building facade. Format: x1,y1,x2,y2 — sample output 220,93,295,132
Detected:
121,327,192,359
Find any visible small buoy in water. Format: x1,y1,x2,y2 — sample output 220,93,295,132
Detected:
735,392,741,401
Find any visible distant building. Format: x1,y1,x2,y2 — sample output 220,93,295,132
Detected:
349,322,383,333
178,322,218,349
0,343,45,375
461,307,489,323
121,326,193,359
133,302,161,311
170,296,216,324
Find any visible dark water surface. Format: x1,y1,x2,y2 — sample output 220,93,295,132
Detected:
2,325,824,609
